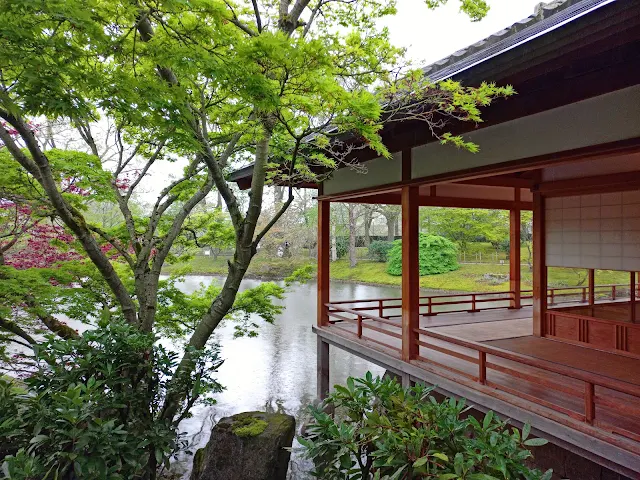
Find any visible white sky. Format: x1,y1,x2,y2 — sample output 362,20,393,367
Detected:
384,0,543,66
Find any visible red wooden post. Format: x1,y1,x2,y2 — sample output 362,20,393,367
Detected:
632,272,637,323
478,351,487,385
510,191,522,309
588,269,595,306
378,300,383,318
317,199,331,327
470,294,478,312
428,296,433,316
612,285,617,301
401,185,419,361
585,382,595,424
550,289,555,306
532,191,546,336
582,287,586,303
357,315,362,338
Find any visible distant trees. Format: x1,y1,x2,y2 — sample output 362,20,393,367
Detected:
421,207,510,254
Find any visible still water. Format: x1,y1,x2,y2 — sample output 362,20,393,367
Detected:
171,276,401,479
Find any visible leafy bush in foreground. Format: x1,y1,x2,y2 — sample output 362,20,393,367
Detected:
387,234,459,276
368,241,395,262
301,374,551,479
0,321,222,480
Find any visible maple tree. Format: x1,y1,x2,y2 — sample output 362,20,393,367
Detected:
0,0,513,476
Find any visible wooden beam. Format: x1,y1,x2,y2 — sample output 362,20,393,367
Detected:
317,199,330,327
401,186,419,361
459,176,534,189
420,196,532,211
588,269,595,306
532,191,546,336
317,338,330,400
537,171,640,198
316,138,640,203
510,190,521,309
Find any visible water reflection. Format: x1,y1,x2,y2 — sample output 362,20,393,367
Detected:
171,276,398,479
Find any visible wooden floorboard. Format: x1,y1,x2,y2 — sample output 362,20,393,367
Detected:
485,336,640,387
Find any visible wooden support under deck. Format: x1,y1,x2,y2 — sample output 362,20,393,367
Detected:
510,189,521,309
533,191,546,336
401,185,419,361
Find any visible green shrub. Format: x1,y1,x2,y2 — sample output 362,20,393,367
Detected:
368,240,394,262
335,236,348,259
387,234,459,276
0,321,222,479
300,374,551,480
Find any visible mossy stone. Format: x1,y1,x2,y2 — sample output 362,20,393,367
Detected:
191,411,295,480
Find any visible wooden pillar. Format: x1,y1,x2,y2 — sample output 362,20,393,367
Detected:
588,269,595,306
401,185,419,361
510,189,521,309
631,272,636,323
532,191,546,336
317,199,330,327
317,337,330,400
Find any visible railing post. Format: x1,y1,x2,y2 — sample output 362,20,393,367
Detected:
588,269,595,305
585,382,595,424
478,351,486,385
469,294,477,312
582,287,586,303
612,285,617,301
357,315,362,338
378,300,383,318
550,289,555,306
428,296,433,316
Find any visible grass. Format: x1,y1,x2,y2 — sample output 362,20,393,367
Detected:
164,254,633,293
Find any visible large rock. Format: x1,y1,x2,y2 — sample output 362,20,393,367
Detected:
191,411,296,480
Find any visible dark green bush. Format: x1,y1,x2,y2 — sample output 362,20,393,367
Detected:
336,236,348,259
300,374,551,480
0,321,222,479
387,234,459,276
368,240,394,262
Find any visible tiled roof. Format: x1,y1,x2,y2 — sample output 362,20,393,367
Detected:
422,0,612,81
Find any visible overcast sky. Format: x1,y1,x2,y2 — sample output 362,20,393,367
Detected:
384,0,544,66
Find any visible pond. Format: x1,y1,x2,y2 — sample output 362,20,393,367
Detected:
170,276,400,479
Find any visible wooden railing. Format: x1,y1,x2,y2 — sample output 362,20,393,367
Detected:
412,328,640,452
325,295,640,454
545,310,640,358
522,283,632,305
328,283,633,321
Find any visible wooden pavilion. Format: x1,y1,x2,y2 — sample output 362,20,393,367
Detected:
230,0,640,476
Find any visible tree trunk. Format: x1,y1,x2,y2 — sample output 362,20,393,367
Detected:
348,204,357,268
363,206,373,247
274,185,284,210
385,215,395,241
331,223,337,262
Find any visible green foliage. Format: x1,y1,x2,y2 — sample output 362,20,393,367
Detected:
300,374,551,480
387,234,459,276
421,208,509,252
336,236,349,259
368,240,394,262
156,277,285,339
0,321,222,479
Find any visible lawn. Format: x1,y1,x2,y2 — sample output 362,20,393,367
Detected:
165,254,633,293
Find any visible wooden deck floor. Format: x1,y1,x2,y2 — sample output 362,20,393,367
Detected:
325,307,640,463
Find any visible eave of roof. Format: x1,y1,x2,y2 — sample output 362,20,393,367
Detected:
227,0,617,188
